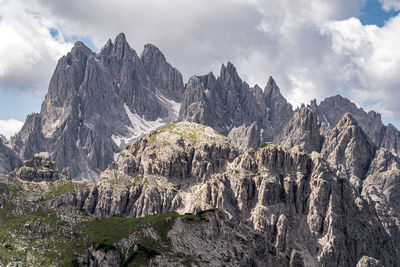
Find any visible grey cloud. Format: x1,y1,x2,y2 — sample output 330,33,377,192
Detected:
2,0,400,124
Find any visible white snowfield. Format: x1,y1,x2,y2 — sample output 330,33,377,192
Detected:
111,95,181,160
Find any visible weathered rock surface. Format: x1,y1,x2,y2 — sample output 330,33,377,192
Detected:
321,113,377,185
12,152,67,182
140,43,185,102
2,33,400,267
278,107,323,153
263,76,294,139
356,256,384,267
309,94,400,154
228,122,260,152
0,137,21,173
40,122,400,266
11,33,183,181
83,210,288,267
179,65,292,141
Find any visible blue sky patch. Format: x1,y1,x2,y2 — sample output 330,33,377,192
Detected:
360,0,399,26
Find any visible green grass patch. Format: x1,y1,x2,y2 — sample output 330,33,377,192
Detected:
46,181,74,199
0,182,19,195
85,213,179,248
84,211,210,266
143,177,149,188
258,143,274,150
162,140,171,146
132,176,140,186
155,122,206,142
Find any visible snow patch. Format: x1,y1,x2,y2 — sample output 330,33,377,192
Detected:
155,89,181,121
111,91,182,151
124,103,165,136
111,103,167,148
113,152,121,161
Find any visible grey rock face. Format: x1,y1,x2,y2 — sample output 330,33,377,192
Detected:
362,148,400,250
0,138,21,173
44,122,400,266
356,256,384,267
278,107,323,153
179,64,262,135
11,113,46,160
309,95,400,154
263,76,294,138
140,44,185,102
12,152,66,182
381,123,400,154
3,121,400,266
165,211,287,267
81,210,287,267
321,113,377,182
179,64,293,140
11,33,184,181
228,122,260,152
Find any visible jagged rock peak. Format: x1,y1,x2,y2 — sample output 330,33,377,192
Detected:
266,76,279,92
337,112,358,127
70,40,93,59
72,40,90,49
321,112,377,183
278,107,323,153
264,76,287,102
220,61,240,81
112,32,131,60
99,38,113,54
114,32,127,45
140,43,185,101
141,43,167,62
12,32,186,181
308,94,400,153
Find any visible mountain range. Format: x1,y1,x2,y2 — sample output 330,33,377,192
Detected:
1,33,400,266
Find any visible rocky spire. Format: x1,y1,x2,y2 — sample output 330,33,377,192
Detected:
11,33,185,181
140,43,185,101
112,32,130,61
278,107,323,153
180,62,264,135
321,113,377,181
309,94,389,149
0,138,21,173
382,123,400,154
263,76,293,139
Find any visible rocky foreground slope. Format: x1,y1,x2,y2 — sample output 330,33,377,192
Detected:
1,119,400,266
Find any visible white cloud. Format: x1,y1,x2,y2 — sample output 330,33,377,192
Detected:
322,16,400,119
379,0,400,11
0,0,73,92
1,0,400,125
0,119,23,139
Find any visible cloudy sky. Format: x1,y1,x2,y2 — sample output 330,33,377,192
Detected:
0,0,400,138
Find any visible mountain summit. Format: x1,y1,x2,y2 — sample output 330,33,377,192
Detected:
10,34,183,181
